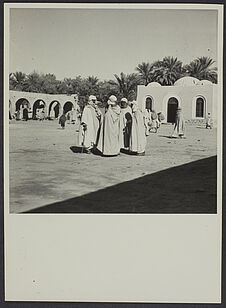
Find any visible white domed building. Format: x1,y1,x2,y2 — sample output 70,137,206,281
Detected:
137,76,218,125
147,82,162,87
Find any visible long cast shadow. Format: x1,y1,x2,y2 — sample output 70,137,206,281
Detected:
25,156,217,214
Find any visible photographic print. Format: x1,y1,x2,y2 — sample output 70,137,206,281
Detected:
7,5,221,214
4,3,223,303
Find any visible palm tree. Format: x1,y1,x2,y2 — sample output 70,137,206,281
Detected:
85,76,100,95
111,72,139,98
135,62,152,86
22,72,43,93
9,71,27,91
151,57,183,85
184,57,217,83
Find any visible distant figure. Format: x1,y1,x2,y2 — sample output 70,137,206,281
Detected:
75,107,81,132
144,101,152,136
206,112,213,129
19,105,23,120
97,95,121,156
71,108,76,124
59,113,67,129
16,110,20,121
49,108,55,119
151,109,158,133
39,109,45,121
23,108,29,121
119,98,132,150
171,107,185,138
66,111,71,123
79,95,103,151
130,101,146,155
157,112,165,128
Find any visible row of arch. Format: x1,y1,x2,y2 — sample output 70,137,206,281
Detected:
145,95,206,123
11,98,75,120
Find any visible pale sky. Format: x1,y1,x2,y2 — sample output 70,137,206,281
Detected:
9,8,218,81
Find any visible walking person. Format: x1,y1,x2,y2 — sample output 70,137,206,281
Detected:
171,107,185,138
59,113,67,129
206,112,213,129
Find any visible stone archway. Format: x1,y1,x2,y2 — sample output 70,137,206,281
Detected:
63,101,74,114
15,98,31,120
33,99,46,120
15,98,30,111
49,101,60,119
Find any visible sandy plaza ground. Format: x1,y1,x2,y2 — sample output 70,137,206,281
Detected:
8,120,217,214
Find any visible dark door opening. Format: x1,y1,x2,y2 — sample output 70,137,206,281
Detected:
167,97,179,123
196,97,204,117
63,101,73,114
49,101,60,118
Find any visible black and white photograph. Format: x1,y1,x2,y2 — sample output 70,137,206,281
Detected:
4,3,223,303
7,5,222,214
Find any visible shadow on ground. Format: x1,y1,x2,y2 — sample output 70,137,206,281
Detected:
25,156,217,214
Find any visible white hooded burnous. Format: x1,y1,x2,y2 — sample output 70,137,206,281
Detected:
97,95,121,156
129,101,146,155
78,95,103,149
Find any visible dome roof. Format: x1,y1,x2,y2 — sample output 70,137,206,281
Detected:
174,76,200,86
198,80,213,85
147,82,161,87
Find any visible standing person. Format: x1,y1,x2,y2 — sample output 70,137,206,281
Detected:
171,107,185,138
151,109,158,133
119,98,132,150
206,112,213,129
144,100,152,136
78,95,102,152
157,112,164,128
59,113,67,129
23,108,29,121
71,108,76,124
130,101,146,156
97,95,121,156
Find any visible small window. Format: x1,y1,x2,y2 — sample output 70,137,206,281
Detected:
196,97,205,117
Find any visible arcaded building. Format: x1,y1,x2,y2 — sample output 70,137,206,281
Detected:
137,77,218,125
9,90,78,120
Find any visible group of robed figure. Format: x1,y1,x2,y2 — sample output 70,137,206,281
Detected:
78,95,147,156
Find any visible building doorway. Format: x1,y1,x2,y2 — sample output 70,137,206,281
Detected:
196,97,205,118
167,97,179,123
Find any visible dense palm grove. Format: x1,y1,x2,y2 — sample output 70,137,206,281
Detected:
10,56,217,109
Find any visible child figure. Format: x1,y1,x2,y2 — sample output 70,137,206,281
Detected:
59,113,67,129
206,113,213,129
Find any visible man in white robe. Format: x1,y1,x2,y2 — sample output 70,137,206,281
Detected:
97,95,121,156
130,101,146,155
171,107,186,138
78,95,102,151
144,101,152,136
